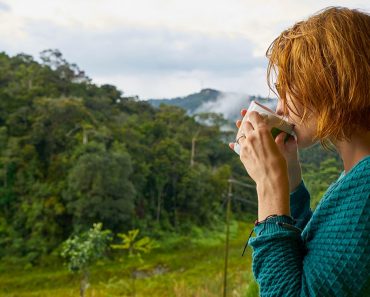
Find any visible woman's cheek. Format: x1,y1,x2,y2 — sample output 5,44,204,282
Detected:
294,126,316,149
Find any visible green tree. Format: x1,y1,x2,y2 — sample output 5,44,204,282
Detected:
64,143,136,231
150,138,188,227
111,229,158,297
61,222,112,297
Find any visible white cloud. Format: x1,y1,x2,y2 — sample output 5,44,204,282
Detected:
194,92,250,120
1,0,369,99
0,19,267,98
0,2,9,11
4,0,369,55
94,66,270,99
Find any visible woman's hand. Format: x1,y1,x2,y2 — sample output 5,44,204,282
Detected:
229,110,290,220
275,132,302,193
230,109,302,193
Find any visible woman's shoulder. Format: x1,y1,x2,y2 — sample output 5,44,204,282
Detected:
303,156,369,242
312,155,369,214
345,155,370,177
339,155,370,189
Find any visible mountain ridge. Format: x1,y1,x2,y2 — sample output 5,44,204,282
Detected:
146,88,277,121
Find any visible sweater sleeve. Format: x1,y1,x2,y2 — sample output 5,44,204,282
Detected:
247,212,370,297
289,180,312,230
248,215,306,297
247,158,370,297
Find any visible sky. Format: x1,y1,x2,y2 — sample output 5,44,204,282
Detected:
0,0,369,99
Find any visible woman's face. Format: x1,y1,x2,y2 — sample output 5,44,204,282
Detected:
275,94,318,149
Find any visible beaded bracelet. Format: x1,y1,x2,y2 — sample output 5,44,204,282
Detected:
241,214,299,256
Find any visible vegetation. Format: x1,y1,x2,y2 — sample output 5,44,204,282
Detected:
147,88,222,114
61,223,112,296
0,49,343,296
111,229,159,297
0,49,252,262
146,88,274,121
0,220,258,297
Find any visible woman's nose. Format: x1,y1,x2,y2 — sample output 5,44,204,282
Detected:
275,101,285,117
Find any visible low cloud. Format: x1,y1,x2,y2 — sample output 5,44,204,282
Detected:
0,2,10,12
194,91,277,122
194,92,251,121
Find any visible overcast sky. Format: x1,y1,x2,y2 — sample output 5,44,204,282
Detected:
0,0,368,99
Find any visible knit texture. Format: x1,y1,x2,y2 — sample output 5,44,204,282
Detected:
247,155,370,297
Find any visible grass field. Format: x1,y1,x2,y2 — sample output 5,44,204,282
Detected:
0,220,260,297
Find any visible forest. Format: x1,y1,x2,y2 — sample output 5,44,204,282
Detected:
0,49,254,262
0,50,343,296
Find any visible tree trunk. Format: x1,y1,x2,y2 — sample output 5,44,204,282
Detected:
4,165,7,188
80,271,89,297
172,177,178,229
132,268,137,297
190,136,196,167
156,189,162,224
83,129,88,145
190,130,200,167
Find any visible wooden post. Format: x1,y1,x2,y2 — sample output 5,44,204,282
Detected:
223,180,232,297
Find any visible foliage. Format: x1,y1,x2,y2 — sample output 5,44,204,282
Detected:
111,229,159,261
61,223,112,297
111,229,159,296
0,49,343,264
61,222,112,273
0,50,245,261
0,221,255,297
146,88,222,114
302,157,342,210
63,143,135,231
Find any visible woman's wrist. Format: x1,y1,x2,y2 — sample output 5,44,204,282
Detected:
287,162,302,192
256,179,289,202
256,175,290,221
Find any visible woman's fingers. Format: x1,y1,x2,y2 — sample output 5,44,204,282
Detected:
235,109,248,128
275,133,296,149
246,111,267,129
275,132,286,149
244,120,254,132
275,132,299,165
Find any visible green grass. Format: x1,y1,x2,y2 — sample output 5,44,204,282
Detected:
0,221,259,297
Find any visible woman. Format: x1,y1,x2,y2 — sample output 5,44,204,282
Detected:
229,7,370,297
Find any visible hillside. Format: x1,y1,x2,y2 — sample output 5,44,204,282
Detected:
146,89,277,121
0,49,342,267
0,50,256,262
147,88,222,113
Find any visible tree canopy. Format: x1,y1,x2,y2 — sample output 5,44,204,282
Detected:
0,50,342,263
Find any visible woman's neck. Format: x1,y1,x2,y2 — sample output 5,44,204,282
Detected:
333,131,370,173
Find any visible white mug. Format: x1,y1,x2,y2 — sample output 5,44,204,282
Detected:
233,101,295,155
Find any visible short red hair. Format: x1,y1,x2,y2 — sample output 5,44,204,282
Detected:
267,7,370,147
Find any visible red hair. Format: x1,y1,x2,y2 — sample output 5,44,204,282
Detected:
267,7,370,147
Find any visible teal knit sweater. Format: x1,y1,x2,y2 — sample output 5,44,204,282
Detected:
247,155,370,297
